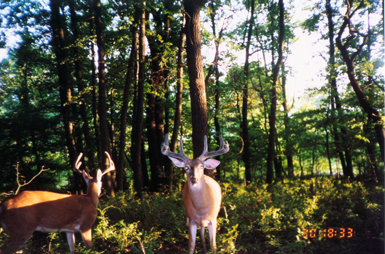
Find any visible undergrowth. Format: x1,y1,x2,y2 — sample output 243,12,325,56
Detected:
0,177,383,253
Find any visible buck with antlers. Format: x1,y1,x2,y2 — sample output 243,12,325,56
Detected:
0,151,115,254
161,134,229,254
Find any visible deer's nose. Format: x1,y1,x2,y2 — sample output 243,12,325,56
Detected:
190,177,197,184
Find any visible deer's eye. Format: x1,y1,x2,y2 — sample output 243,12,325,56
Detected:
185,165,190,171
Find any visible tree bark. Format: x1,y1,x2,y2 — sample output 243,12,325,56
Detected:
184,0,209,160
266,0,284,184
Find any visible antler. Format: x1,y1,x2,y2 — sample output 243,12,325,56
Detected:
102,151,115,176
161,133,190,163
198,135,229,161
73,153,84,174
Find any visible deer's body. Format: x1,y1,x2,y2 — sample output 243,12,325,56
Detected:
0,152,114,254
162,134,229,254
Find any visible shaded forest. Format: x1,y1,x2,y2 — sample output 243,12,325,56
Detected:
0,0,384,253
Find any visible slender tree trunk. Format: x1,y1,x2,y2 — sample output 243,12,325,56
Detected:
88,0,101,163
50,0,79,192
93,0,114,196
281,63,293,177
242,0,254,184
184,0,209,160
166,15,186,191
131,1,146,198
146,8,165,192
69,0,95,171
266,0,284,184
116,13,138,191
207,0,226,180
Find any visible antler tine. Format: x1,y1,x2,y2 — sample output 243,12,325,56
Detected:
102,151,115,176
198,135,230,161
73,153,84,173
161,133,190,162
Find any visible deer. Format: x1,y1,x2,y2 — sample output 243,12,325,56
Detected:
0,151,115,254
161,134,229,254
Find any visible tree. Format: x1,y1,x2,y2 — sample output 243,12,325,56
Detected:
50,0,80,191
241,0,254,184
184,0,209,159
93,0,115,196
335,0,384,164
131,1,146,198
266,0,284,184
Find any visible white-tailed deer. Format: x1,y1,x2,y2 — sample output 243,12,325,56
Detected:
161,134,229,254
0,151,115,254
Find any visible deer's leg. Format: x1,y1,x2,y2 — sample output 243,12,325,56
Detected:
66,232,76,254
81,228,93,248
200,226,208,254
188,220,197,254
208,220,217,254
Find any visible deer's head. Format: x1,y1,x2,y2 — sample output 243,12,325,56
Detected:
161,134,229,186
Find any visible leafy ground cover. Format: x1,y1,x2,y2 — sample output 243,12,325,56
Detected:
0,177,383,253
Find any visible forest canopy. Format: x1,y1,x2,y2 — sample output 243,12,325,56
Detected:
0,0,383,193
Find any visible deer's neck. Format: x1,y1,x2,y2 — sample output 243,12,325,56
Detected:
187,176,210,208
86,184,100,207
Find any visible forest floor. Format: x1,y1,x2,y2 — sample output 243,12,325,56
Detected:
0,177,384,253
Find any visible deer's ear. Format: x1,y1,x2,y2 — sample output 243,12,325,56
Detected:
169,157,185,168
82,170,92,184
203,159,220,169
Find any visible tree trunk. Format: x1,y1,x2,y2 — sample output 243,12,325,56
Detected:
88,0,101,163
146,7,166,192
336,0,384,162
166,14,186,191
94,0,115,196
50,0,79,192
281,63,293,177
131,1,146,198
184,0,209,160
69,0,95,171
206,0,226,180
242,0,254,184
325,0,353,178
116,14,138,191
266,0,284,184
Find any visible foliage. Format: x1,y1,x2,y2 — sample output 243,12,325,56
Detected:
1,178,382,253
